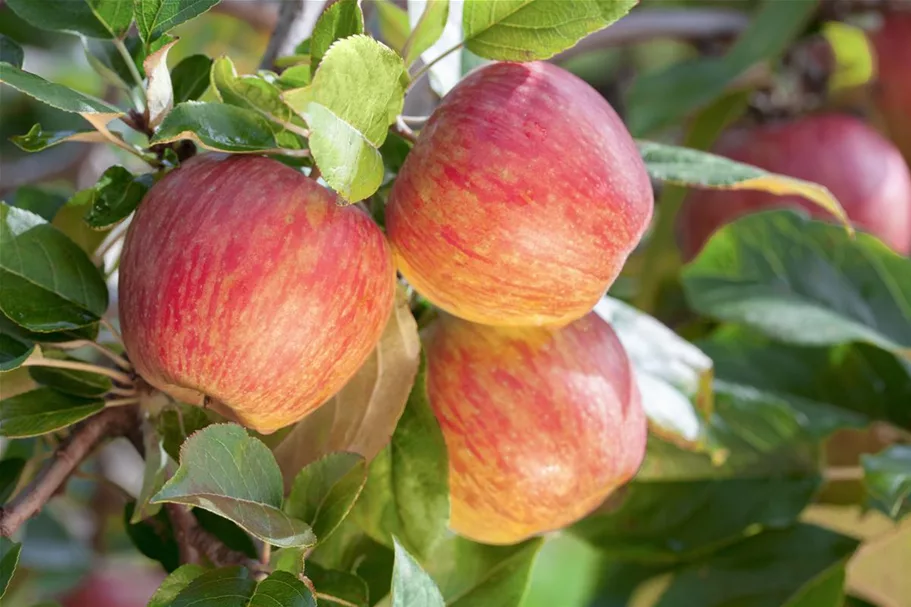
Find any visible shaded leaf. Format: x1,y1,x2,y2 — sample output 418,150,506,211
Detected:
124,502,180,573
0,62,120,116
0,538,22,600
304,561,368,607
861,445,911,520
351,359,448,561
392,538,444,607
157,402,213,462
627,0,817,136
151,424,316,548
594,296,713,450
6,187,68,222
682,210,911,358
0,332,33,373
0,458,26,503
461,0,636,61
639,140,852,234
147,564,206,607
403,0,449,66
81,165,154,229
572,476,820,562
164,567,315,607
285,452,367,544
6,0,128,39
135,0,221,44
194,509,258,559
171,54,213,102
11,123,108,153
311,0,365,75
285,35,405,201
273,290,420,482
0,386,103,438
151,101,301,154
130,425,174,523
0,35,24,69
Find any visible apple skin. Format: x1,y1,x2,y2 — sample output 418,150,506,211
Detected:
872,12,911,165
678,113,911,258
60,565,165,607
386,61,654,327
425,312,646,545
119,155,396,434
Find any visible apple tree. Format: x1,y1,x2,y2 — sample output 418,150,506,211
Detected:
1,1,910,606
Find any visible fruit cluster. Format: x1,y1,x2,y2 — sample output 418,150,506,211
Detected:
119,61,654,545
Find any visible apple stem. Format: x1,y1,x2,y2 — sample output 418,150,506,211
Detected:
408,42,464,92
47,339,133,371
22,355,134,386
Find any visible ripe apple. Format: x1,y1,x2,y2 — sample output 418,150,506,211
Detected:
872,12,911,164
386,61,654,327
424,312,646,545
677,113,911,258
60,565,165,607
119,154,396,434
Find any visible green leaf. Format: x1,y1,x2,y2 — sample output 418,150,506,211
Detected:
310,0,365,75
130,426,174,523
285,35,405,201
276,65,311,90
83,36,142,90
165,567,316,607
427,536,544,607
700,327,911,432
11,123,108,153
0,62,121,116
404,0,449,67
303,562,368,607
7,187,68,222
0,538,22,600
124,502,181,573
210,56,304,148
171,54,213,102
651,525,857,607
0,203,109,332
0,35,24,69
571,477,820,562
81,166,153,229
627,0,817,136
861,445,911,520
594,296,713,450
151,423,316,548
157,402,213,461
351,360,449,560
392,538,445,607
376,0,411,53
638,140,852,233
682,210,911,358
0,333,33,373
0,458,26,503
135,0,221,44
6,0,128,39
461,0,636,61
286,452,367,544
147,564,206,607
27,352,112,397
0,387,104,438
152,101,302,154
194,509,258,559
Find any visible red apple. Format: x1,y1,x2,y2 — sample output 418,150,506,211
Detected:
425,312,646,545
678,113,911,258
119,155,395,434
872,12,911,165
386,61,654,327
60,564,165,607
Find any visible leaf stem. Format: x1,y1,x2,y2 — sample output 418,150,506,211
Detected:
108,386,137,397
46,339,132,371
105,397,141,408
408,42,463,92
23,355,134,386
100,318,124,345
113,38,147,110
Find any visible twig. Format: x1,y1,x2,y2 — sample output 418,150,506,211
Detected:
259,0,328,71
22,355,134,386
824,466,865,482
392,118,418,143
165,504,264,571
46,340,132,371
0,406,139,537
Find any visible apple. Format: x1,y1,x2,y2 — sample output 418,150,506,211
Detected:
60,564,165,607
119,154,396,434
872,12,911,165
386,61,654,327
424,312,646,545
677,113,911,258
